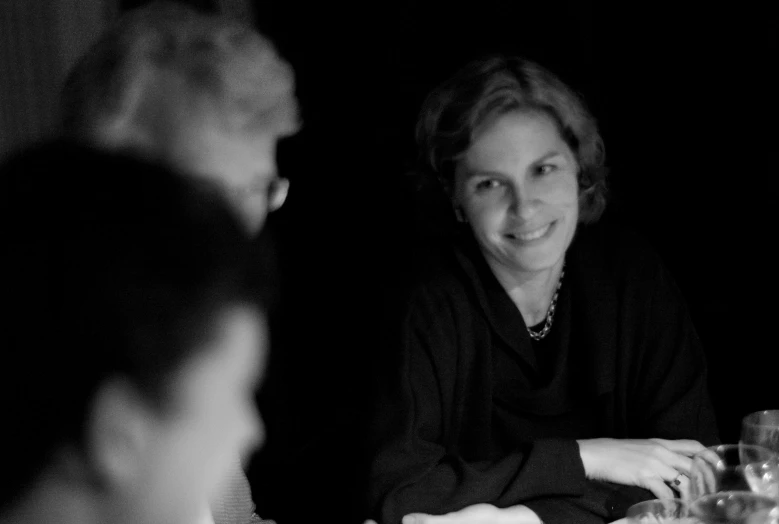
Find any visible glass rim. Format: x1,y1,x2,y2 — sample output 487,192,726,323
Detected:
689,492,779,517
626,498,689,518
694,443,779,464
703,443,776,452
742,409,779,428
628,497,689,506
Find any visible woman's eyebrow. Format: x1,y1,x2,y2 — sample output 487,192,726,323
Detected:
466,152,567,178
468,169,508,178
534,150,565,163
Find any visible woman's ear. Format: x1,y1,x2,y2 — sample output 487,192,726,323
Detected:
84,378,155,489
439,173,454,198
438,174,464,223
453,205,467,223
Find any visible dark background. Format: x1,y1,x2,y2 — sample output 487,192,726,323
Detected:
124,0,779,521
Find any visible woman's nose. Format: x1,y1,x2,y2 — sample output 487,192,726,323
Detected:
508,185,538,218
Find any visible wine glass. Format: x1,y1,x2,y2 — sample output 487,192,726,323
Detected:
690,444,779,501
626,498,696,523
742,411,779,455
689,491,779,523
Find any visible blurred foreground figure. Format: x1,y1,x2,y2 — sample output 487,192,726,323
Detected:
61,3,298,522
0,142,265,524
62,0,298,236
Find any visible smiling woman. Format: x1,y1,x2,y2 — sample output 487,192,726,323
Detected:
453,111,580,323
365,56,720,524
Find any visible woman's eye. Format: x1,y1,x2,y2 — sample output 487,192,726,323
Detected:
474,179,501,192
536,164,557,176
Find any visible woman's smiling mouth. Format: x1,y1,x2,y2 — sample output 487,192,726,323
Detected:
506,221,555,243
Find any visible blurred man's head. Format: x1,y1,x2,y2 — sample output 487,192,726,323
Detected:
0,141,266,524
62,1,299,235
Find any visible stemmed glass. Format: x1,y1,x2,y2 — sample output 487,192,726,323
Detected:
626,499,696,523
742,411,779,456
688,444,779,523
688,492,779,523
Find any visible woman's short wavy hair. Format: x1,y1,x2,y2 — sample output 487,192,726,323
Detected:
61,1,298,155
416,55,608,223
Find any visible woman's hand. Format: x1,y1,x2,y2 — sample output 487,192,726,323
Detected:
577,438,706,500
401,503,542,524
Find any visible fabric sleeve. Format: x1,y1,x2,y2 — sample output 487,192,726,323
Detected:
367,292,588,524
524,481,656,524
629,260,720,445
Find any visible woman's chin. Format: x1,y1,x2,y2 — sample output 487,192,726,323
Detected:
502,243,565,274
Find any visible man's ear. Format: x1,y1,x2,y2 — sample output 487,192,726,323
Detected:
269,177,289,212
84,378,155,489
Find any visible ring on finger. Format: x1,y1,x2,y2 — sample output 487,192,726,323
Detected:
671,473,684,486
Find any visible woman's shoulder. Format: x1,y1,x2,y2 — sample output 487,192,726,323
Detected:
573,217,669,283
375,236,481,365
386,232,482,319
407,238,473,297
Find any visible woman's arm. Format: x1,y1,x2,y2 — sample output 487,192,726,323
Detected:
530,251,719,519
367,293,588,524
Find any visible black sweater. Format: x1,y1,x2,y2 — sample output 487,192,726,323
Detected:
367,222,719,524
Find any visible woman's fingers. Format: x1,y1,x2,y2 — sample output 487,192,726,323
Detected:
579,438,713,496
632,452,686,499
695,447,721,467
690,453,719,498
654,445,695,476
675,474,692,502
650,438,707,457
643,477,676,500
650,450,699,502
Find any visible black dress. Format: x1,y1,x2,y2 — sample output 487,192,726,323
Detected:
366,221,719,524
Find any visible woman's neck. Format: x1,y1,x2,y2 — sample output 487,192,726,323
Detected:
487,257,565,327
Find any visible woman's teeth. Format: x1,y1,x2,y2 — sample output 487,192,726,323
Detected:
513,223,551,241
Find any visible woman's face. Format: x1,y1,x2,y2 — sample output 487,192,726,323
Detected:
131,306,267,524
453,110,580,278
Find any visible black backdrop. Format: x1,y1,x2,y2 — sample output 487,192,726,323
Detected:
121,1,779,521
